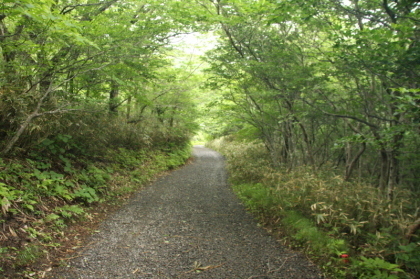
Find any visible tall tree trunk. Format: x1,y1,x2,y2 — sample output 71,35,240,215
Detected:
281,121,292,166
387,132,403,199
109,80,119,113
169,107,176,127
344,122,367,181
379,150,389,192
126,95,132,120
297,121,314,166
387,151,397,200
263,130,281,167
68,73,75,96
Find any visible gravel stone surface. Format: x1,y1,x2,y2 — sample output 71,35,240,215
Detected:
52,146,323,279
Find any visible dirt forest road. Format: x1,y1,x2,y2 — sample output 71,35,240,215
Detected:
51,146,323,279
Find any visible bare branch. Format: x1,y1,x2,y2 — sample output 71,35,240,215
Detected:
61,1,118,14
302,98,379,129
33,108,82,118
81,0,120,20
322,111,379,129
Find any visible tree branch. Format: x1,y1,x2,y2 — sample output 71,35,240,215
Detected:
382,0,397,24
302,98,379,129
61,1,118,15
81,0,120,21
1,81,55,156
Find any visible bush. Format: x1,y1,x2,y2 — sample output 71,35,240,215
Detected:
207,137,270,183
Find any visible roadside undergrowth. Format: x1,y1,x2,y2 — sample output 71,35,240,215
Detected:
0,142,192,278
207,137,419,279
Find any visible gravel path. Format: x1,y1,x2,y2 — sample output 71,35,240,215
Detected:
51,146,323,279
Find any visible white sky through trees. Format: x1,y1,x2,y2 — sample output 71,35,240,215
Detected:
171,32,218,55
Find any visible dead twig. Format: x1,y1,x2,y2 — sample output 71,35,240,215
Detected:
248,255,297,279
268,255,295,274
184,261,225,274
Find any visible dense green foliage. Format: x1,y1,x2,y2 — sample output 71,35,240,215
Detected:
203,0,420,196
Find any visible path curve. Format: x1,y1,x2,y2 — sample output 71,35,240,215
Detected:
51,146,322,278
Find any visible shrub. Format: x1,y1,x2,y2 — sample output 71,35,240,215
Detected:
207,137,270,183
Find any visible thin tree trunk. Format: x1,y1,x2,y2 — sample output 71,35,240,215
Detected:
379,150,389,192
126,95,132,120
343,122,367,181
387,151,397,200
297,121,314,166
1,84,53,155
344,142,366,181
387,132,403,199
1,113,38,156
